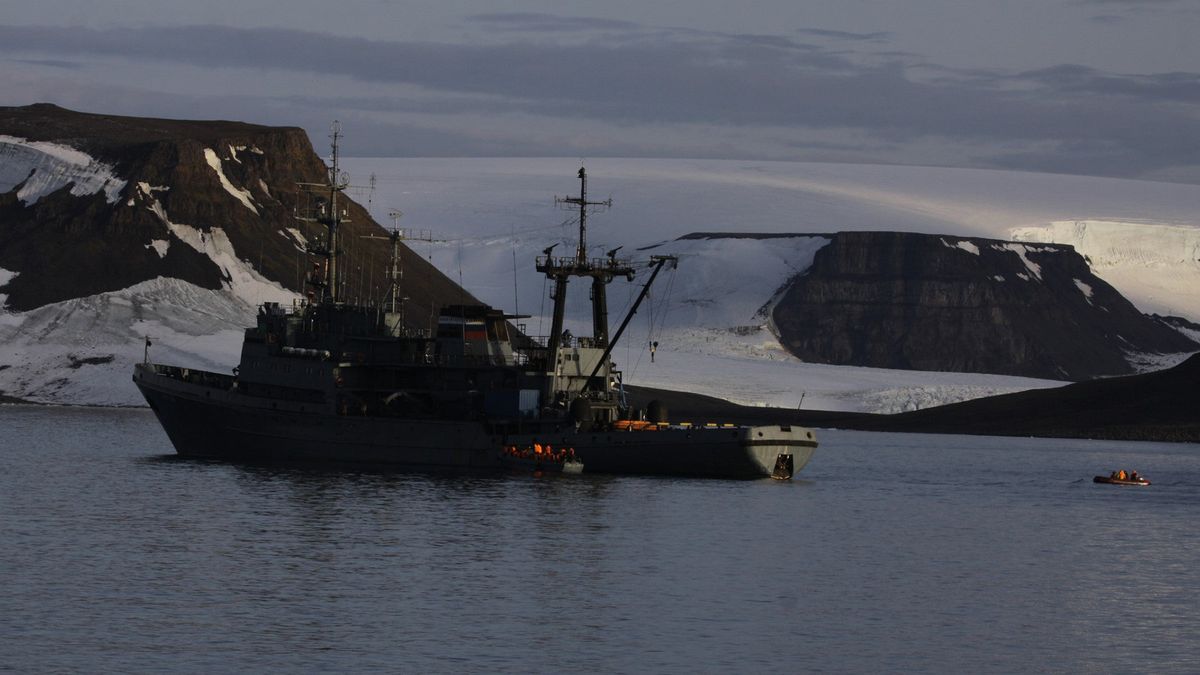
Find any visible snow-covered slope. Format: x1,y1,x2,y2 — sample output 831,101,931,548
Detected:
0,278,256,405
1011,220,1200,319
0,134,126,205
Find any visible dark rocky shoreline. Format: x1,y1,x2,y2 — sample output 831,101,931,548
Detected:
627,352,1200,444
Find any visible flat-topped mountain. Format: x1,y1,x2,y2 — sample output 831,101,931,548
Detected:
755,231,1195,380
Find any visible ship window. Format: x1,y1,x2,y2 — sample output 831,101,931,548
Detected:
465,321,487,341
493,321,509,342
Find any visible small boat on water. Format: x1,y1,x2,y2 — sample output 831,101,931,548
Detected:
1093,475,1151,486
500,443,584,475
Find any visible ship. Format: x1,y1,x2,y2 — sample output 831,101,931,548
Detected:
133,132,817,479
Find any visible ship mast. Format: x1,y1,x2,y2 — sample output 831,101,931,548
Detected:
537,168,638,399
539,168,632,352
558,166,609,266
324,122,343,301
296,121,350,303
360,211,434,334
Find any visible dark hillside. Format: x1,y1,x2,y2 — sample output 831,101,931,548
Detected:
0,103,472,326
628,353,1200,443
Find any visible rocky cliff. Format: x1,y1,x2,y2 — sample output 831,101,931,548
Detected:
0,103,467,323
766,231,1197,380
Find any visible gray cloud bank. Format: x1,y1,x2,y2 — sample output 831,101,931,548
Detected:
1,18,1198,182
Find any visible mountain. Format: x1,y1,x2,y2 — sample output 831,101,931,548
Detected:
0,103,466,318
762,230,1196,380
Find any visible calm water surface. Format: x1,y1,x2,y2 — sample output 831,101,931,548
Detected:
2,405,1199,673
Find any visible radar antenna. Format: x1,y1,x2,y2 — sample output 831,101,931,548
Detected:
555,166,612,265
360,209,434,333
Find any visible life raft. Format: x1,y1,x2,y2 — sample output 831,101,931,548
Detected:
1093,475,1151,486
612,420,659,431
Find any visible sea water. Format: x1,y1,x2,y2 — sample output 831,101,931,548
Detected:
1,405,1198,673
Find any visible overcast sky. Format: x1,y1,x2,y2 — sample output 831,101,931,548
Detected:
2,0,1199,182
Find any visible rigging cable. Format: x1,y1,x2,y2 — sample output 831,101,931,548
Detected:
625,262,678,381
538,269,548,340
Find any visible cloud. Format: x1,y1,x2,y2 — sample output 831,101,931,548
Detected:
467,12,641,32
1016,64,1200,103
794,28,891,42
10,58,83,70
1075,0,1180,4
1,21,1198,180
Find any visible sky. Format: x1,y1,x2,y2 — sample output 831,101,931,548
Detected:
1,0,1200,182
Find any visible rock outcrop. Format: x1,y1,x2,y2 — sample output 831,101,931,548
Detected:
769,231,1197,380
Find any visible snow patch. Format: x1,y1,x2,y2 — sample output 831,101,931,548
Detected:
995,243,1043,280
1123,349,1196,374
203,148,259,215
137,182,169,196
1074,278,1094,304
281,227,308,251
143,193,296,308
0,134,126,205
0,266,16,309
941,238,979,255
146,240,170,258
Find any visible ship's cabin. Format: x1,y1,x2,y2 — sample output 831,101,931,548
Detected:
435,305,520,365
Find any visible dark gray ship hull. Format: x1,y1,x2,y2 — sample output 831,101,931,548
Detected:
135,363,816,479
135,363,501,468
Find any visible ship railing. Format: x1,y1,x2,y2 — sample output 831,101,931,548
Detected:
438,354,521,368
524,335,550,348
149,364,236,389
519,335,602,350
535,255,635,274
